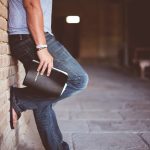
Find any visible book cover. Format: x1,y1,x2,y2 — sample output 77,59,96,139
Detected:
23,60,68,98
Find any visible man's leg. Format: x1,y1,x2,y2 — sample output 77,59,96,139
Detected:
31,34,89,150
33,104,64,150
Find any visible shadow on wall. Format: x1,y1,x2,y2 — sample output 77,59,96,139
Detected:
17,144,34,150
0,135,3,147
15,111,44,150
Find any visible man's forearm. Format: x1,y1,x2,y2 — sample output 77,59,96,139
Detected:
23,0,53,76
24,2,46,46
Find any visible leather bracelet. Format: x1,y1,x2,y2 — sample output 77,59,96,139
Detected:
36,47,47,51
36,44,47,49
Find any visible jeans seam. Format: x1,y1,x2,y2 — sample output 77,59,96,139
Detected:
47,105,62,146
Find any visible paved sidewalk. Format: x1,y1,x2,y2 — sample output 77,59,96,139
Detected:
21,62,150,150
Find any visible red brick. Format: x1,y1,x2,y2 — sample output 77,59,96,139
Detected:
0,76,17,94
0,30,8,42
0,102,9,126
0,2,8,19
1,0,8,7
0,43,10,55
0,16,7,31
0,66,18,80
0,55,17,67
0,90,9,107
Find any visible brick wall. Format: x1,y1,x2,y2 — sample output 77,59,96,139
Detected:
0,1,43,149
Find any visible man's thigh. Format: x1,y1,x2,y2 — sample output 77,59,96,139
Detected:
46,34,88,80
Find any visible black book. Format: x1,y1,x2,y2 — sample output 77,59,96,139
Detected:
23,60,68,98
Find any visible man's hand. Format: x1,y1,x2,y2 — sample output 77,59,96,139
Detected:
37,48,53,76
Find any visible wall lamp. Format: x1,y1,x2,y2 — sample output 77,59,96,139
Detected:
66,16,80,24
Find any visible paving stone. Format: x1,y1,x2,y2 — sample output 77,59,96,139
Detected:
77,91,150,103
58,120,89,133
119,111,150,120
70,110,123,120
55,110,70,120
80,101,150,111
141,133,150,145
124,103,150,110
72,133,149,150
54,98,81,111
88,120,150,133
80,101,124,110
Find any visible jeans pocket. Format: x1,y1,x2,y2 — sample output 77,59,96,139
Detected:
10,36,34,56
9,37,35,71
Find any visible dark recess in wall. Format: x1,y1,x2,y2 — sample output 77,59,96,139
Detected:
128,0,150,47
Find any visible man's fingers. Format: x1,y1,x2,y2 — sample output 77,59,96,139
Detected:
40,62,48,75
37,61,44,72
37,53,53,76
47,63,53,76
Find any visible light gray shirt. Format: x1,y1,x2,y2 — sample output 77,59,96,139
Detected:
8,0,53,35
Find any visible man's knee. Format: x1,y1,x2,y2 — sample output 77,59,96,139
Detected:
80,73,89,89
73,72,89,91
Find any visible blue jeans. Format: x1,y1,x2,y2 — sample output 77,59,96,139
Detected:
8,32,89,150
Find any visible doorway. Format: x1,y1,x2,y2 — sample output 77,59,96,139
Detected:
52,16,80,58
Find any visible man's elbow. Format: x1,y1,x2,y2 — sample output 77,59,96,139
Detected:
23,0,41,9
23,0,32,8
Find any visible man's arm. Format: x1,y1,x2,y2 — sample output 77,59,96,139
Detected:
23,0,53,76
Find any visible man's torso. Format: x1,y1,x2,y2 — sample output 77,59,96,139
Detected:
8,0,53,35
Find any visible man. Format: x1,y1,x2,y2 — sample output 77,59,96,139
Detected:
8,0,89,150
